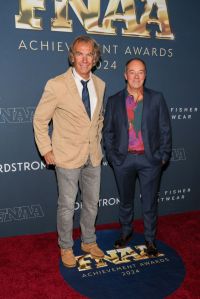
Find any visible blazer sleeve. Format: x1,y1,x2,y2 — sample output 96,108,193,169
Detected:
33,80,57,156
97,82,106,138
103,97,115,162
159,94,172,162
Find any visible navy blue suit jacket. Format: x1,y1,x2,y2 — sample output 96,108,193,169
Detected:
103,87,172,166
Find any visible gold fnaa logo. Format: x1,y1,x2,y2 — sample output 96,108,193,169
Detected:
15,0,174,39
76,245,165,271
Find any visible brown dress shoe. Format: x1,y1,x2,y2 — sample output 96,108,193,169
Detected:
81,242,104,259
61,248,76,268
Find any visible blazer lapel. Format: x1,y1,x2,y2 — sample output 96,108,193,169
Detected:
64,69,89,114
120,89,129,130
91,74,102,122
142,88,149,124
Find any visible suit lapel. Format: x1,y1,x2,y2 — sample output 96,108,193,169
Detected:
119,89,129,130
64,69,88,114
142,88,149,124
91,74,102,122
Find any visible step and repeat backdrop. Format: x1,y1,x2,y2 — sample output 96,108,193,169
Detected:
0,0,199,237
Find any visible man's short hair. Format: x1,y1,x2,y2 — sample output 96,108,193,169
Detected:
69,35,101,66
125,58,147,73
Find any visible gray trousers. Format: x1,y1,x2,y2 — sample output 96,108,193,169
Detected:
56,159,101,249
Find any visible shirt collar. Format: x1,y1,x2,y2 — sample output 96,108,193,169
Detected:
125,87,144,102
72,67,91,82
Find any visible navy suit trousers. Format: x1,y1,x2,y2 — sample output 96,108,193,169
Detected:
113,153,162,242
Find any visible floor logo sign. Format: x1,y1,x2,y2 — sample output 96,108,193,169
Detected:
60,230,185,299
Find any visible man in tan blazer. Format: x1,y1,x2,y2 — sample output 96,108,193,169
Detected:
33,35,105,268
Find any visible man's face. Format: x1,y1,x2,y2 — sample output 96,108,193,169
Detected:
71,41,95,79
124,60,146,91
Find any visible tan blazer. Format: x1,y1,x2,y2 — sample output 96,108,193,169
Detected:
33,68,105,169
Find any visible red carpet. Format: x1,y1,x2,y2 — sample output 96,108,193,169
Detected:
0,211,199,299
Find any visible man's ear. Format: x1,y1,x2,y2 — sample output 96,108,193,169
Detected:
71,53,74,64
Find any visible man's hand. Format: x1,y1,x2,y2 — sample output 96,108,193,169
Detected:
44,151,56,165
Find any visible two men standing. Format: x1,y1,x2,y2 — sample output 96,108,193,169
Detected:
34,34,171,268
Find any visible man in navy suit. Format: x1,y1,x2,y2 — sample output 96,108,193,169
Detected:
103,58,172,256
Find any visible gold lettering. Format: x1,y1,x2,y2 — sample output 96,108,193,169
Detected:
101,0,137,35
76,255,92,271
15,0,174,40
119,247,148,261
103,250,121,264
94,259,108,269
119,247,139,262
75,245,165,271
51,0,72,32
101,0,174,39
52,0,102,33
69,0,102,33
15,0,45,30
135,245,149,259
104,247,137,264
139,0,174,39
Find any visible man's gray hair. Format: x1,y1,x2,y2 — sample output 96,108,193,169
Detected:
69,35,101,66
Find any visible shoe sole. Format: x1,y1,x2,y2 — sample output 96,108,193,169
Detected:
145,252,158,258
81,248,104,259
114,244,126,249
62,261,77,268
